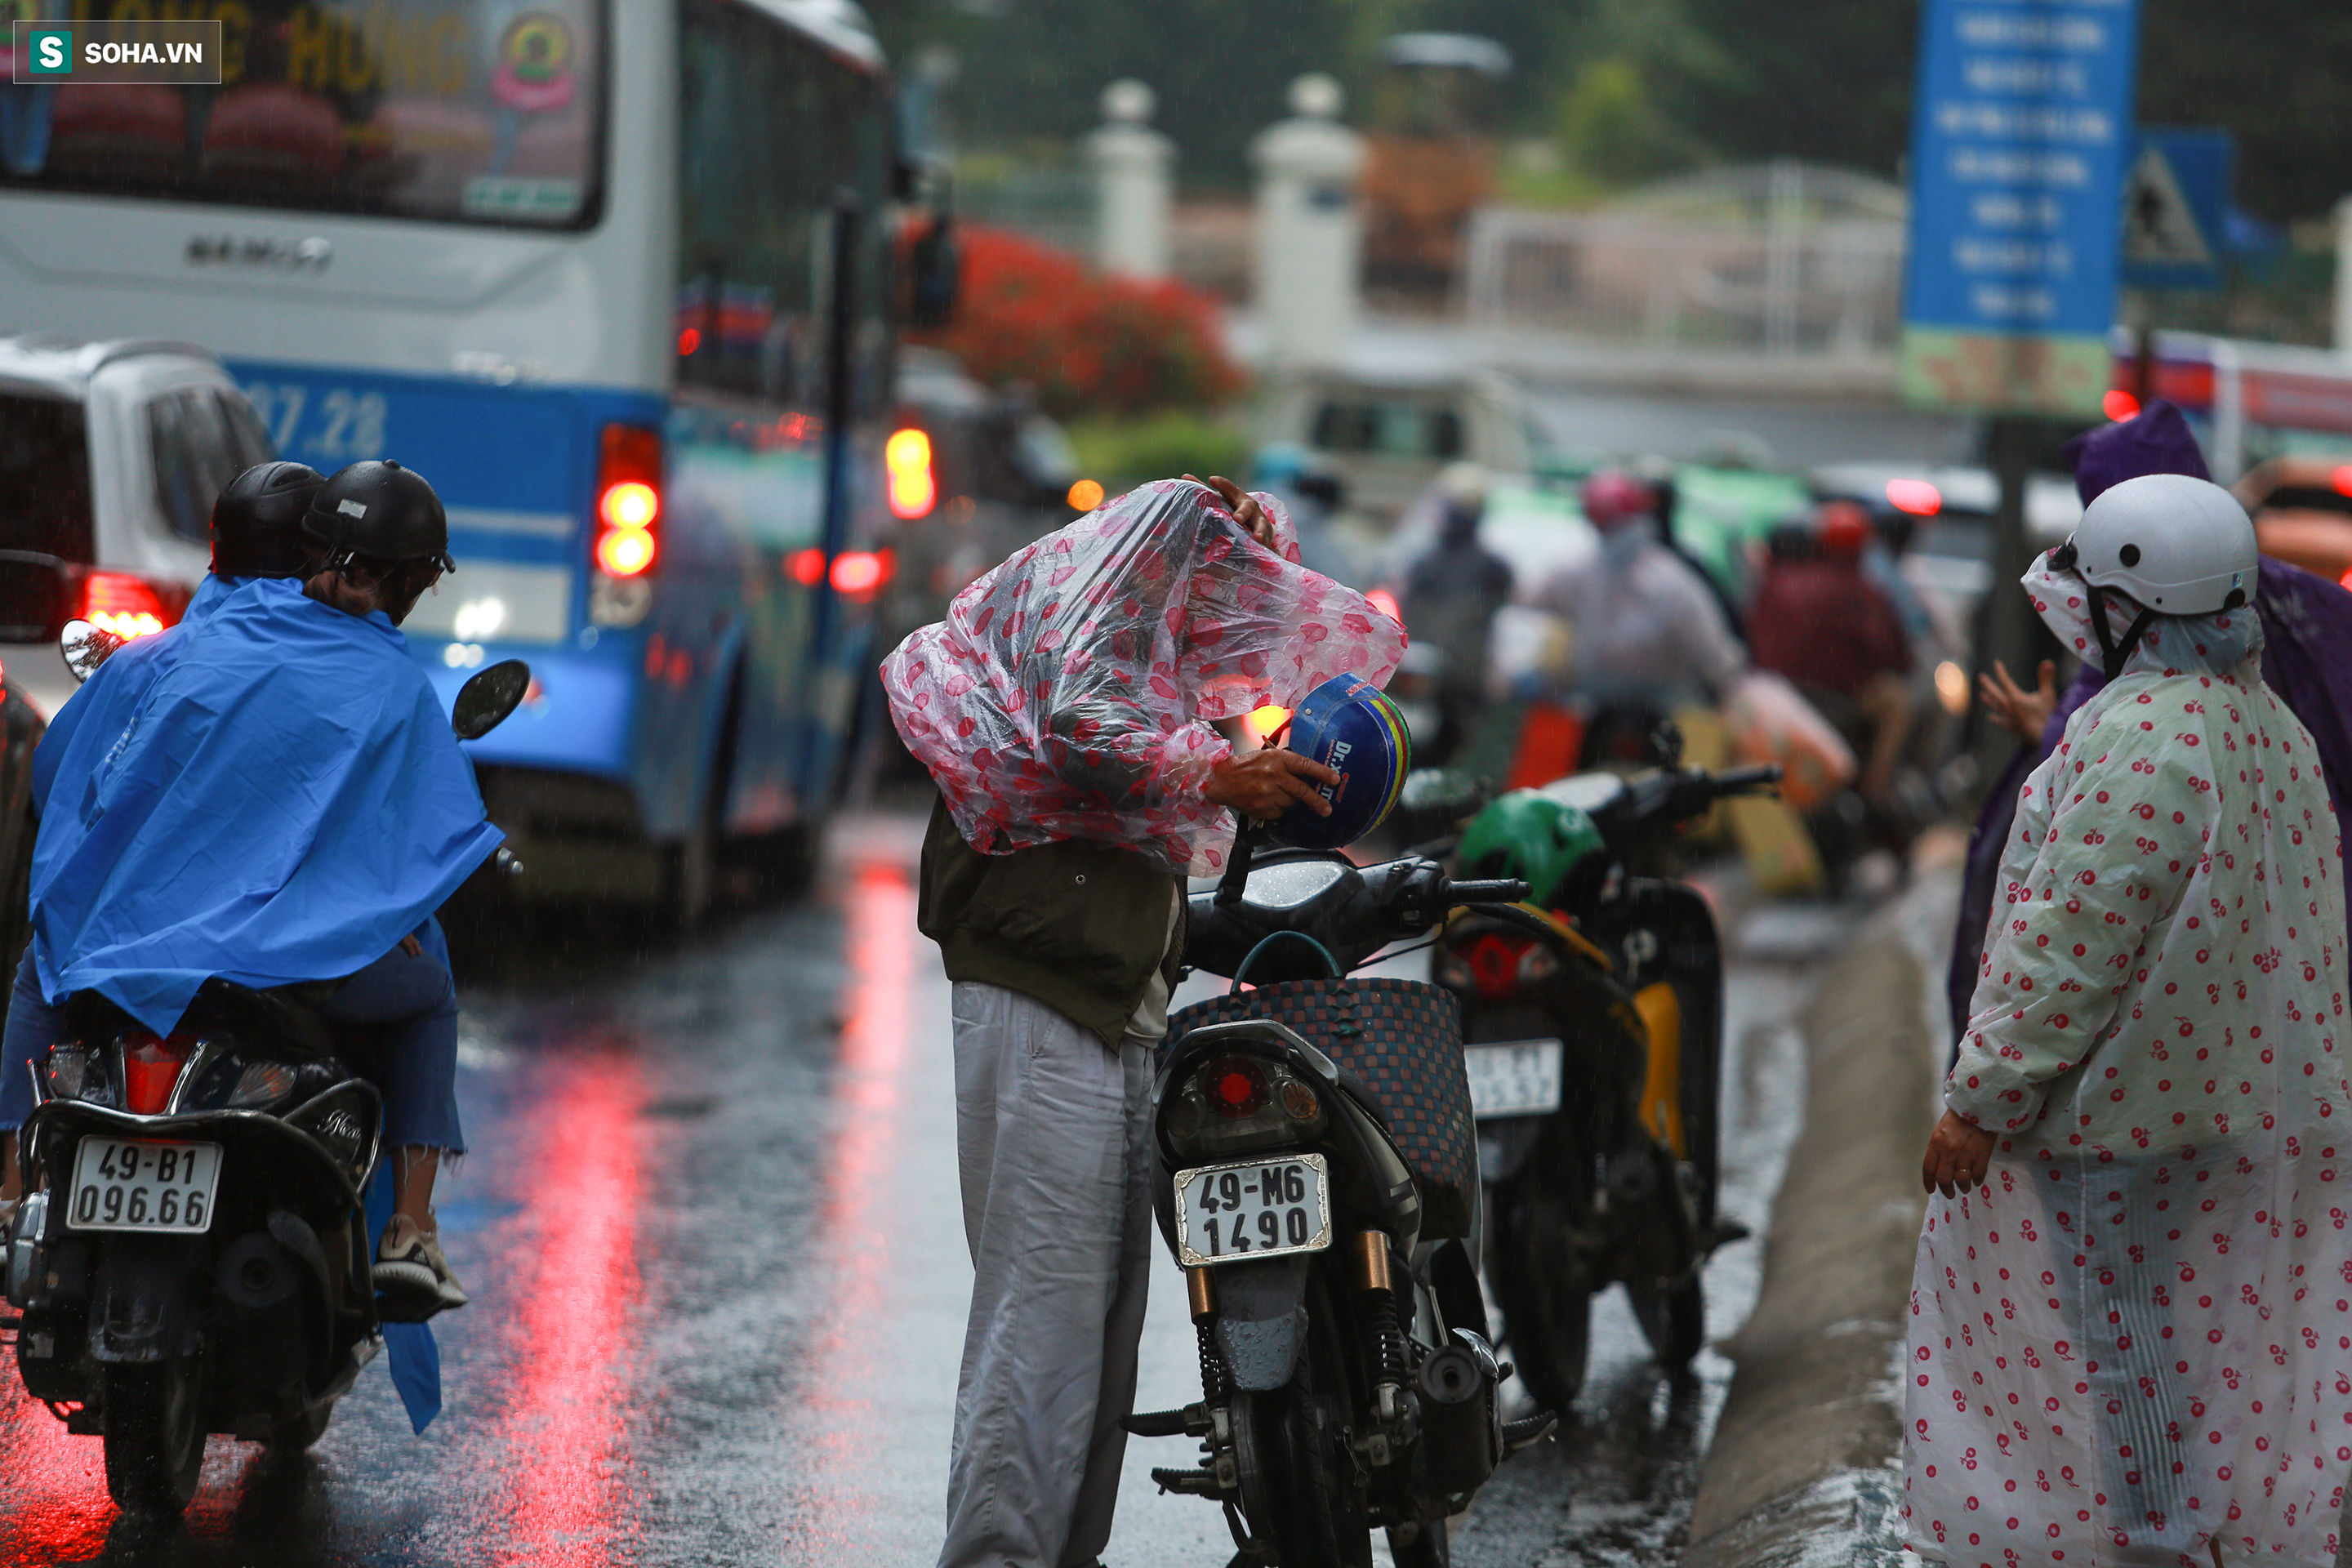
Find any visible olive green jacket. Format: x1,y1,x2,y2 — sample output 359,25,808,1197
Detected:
916,797,1187,1049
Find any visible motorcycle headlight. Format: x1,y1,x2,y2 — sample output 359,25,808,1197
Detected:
1165,1054,1327,1162
42,1044,115,1108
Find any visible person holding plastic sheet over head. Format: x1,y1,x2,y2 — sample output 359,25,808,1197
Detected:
1904,473,2351,1567
1945,399,2352,1050
884,474,1405,1568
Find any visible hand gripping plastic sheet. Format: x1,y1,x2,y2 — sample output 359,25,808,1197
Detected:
883,480,1406,875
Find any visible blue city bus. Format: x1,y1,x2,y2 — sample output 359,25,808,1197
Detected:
0,0,908,920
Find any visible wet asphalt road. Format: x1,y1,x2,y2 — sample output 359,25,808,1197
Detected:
0,811,1860,1568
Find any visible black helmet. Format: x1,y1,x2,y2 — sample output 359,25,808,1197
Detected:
302,460,456,573
211,461,323,577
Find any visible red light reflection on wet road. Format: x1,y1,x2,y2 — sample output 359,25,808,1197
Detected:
480,1049,648,1567
788,858,919,1547
0,1385,110,1565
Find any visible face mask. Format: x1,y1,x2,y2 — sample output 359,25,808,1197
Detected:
2020,548,2155,681
1600,525,1648,568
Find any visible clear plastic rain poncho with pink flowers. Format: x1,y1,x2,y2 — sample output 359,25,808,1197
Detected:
1904,551,2352,1568
882,479,1405,876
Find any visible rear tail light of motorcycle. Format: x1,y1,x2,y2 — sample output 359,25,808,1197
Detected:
1448,931,1557,1000
42,1043,112,1107
119,1032,198,1116
1165,1053,1326,1161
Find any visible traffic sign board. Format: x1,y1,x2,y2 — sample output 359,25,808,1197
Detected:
2121,128,2232,292
1899,0,2143,416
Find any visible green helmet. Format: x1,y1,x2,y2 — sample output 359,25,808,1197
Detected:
1457,790,1608,910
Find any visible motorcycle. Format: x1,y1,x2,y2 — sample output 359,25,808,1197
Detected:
1436,760,1777,1413
1125,831,1552,1566
1,625,528,1516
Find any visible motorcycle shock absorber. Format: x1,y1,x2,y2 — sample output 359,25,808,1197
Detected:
1187,1266,1231,1402
1353,1231,1410,1427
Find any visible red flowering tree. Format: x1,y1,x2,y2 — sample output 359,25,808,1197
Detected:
910,225,1245,420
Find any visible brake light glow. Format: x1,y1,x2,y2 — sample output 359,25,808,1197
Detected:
600,481,659,531
1884,479,1942,517
122,1035,194,1116
789,549,826,586
886,427,935,519
1450,930,1560,1000
595,424,662,581
1067,479,1104,511
82,572,171,639
2331,466,2352,498
830,549,893,596
1365,588,1402,626
1204,1057,1270,1119
2102,389,2141,421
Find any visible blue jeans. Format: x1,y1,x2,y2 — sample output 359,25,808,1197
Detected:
0,941,463,1152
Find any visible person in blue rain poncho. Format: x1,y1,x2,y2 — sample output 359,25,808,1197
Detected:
0,460,501,1321
3,462,324,1217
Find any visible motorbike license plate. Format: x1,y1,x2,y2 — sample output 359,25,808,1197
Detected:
1463,1039,1566,1119
1174,1154,1330,1267
67,1138,221,1234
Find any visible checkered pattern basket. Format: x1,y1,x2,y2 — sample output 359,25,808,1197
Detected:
1165,977,1478,1240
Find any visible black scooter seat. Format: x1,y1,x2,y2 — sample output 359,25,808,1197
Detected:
65,978,340,1057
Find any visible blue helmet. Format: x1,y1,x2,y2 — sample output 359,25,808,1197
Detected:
1271,672,1414,850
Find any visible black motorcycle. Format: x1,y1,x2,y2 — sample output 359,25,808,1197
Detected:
2,638,528,1516
1126,836,1550,1566
1436,760,1775,1413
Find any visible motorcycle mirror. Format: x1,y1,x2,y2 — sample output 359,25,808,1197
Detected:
1398,767,1488,819
452,659,531,739
59,618,123,684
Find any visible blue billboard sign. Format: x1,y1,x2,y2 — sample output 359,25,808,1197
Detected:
1900,0,2143,416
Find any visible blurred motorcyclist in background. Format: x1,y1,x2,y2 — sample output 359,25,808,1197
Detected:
1747,500,1916,811
1250,441,1361,585
1637,453,1746,639
1399,461,1512,764
1525,469,1746,762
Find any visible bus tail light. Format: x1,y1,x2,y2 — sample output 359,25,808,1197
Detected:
595,424,662,581
886,427,935,519
80,571,175,639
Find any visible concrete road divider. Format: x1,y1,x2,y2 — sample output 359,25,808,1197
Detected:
1681,925,1935,1568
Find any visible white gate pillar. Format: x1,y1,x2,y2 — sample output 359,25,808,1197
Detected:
1250,74,1364,369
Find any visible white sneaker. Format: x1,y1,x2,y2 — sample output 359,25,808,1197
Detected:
373,1214,470,1319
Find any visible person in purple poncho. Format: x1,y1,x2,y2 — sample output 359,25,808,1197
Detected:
1945,398,2352,1044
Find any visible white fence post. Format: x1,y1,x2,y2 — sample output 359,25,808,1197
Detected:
1086,78,1174,281
1250,73,1365,370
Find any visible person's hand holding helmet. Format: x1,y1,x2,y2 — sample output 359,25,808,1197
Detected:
1203,747,1339,822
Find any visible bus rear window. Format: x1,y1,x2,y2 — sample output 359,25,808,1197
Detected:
0,2,603,229
0,394,95,564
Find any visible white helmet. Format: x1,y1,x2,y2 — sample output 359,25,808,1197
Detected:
2055,472,2258,677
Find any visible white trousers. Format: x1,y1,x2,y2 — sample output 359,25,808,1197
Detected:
938,982,1155,1568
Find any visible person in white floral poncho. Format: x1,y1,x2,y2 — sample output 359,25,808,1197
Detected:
1908,474,2351,1568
